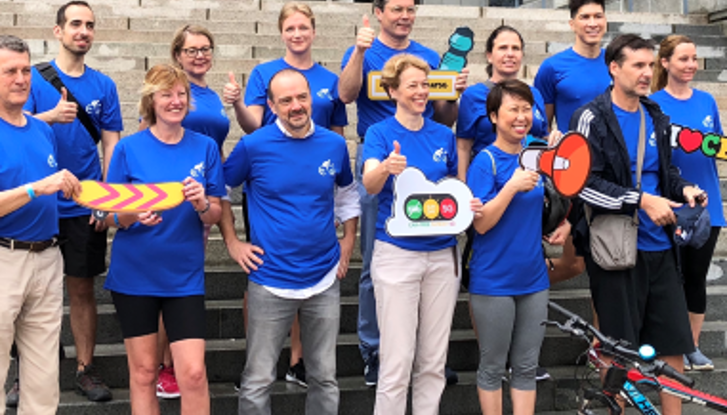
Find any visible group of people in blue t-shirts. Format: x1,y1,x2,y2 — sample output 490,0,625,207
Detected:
1,0,725,414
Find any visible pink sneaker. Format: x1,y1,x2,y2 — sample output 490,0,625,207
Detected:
156,365,181,399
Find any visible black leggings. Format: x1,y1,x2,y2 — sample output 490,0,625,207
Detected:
681,227,721,314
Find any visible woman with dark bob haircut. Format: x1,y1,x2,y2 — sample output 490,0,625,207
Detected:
467,79,569,415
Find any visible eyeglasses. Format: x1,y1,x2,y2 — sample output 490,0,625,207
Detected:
181,46,213,57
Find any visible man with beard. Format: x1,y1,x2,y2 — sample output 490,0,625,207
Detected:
224,69,359,415
16,0,122,404
0,34,81,415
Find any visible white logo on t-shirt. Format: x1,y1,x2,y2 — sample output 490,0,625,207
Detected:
220,108,228,119
86,100,101,117
535,108,545,123
703,115,714,129
190,161,205,178
433,148,447,163
317,88,333,101
48,154,57,168
649,132,656,147
318,159,336,176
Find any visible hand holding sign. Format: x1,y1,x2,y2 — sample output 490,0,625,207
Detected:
507,168,540,193
385,140,407,175
386,167,474,237
356,15,375,53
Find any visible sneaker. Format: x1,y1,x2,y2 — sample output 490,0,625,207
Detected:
445,366,459,386
156,365,181,399
75,364,113,402
285,359,308,388
5,378,18,408
684,355,692,371
535,366,551,381
685,348,714,371
364,353,379,387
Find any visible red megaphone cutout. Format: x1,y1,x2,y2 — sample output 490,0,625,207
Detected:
518,132,592,198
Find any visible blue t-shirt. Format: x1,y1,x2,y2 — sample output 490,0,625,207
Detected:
362,117,458,252
457,82,549,154
223,124,353,290
24,61,124,218
0,116,59,241
534,48,611,134
613,104,671,251
342,39,440,138
245,58,347,129
466,145,549,296
104,129,225,297
183,83,229,151
650,89,725,227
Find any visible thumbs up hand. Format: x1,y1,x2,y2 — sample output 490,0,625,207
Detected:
384,140,407,175
356,15,375,53
51,87,78,124
223,72,242,104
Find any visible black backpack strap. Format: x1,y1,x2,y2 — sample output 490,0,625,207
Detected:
34,62,101,145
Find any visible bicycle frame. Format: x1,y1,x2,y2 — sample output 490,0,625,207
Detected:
626,367,727,413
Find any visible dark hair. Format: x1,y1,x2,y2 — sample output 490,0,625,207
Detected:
0,35,30,56
486,79,534,133
267,68,310,101
604,34,655,78
372,0,419,13
568,0,605,18
56,1,93,27
652,34,694,92
485,25,524,78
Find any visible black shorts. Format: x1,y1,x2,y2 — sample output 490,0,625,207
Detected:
59,215,107,278
110,292,206,343
586,249,694,356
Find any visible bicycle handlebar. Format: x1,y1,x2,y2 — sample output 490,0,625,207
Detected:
547,301,694,388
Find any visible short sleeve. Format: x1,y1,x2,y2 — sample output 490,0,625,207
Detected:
244,66,268,107
531,87,549,136
101,79,123,132
447,130,458,177
711,95,723,136
533,60,556,105
106,142,128,183
205,143,226,197
467,151,497,203
341,46,354,72
362,125,389,163
336,143,353,187
223,138,252,188
456,85,485,139
331,82,348,127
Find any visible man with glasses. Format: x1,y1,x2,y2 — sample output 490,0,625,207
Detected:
17,0,122,404
338,0,467,387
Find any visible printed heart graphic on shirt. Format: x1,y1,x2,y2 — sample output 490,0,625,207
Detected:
678,128,703,153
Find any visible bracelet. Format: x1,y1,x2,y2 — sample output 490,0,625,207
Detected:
196,198,211,215
25,184,36,200
113,213,121,228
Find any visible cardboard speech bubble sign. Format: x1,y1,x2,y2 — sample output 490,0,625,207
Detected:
386,167,474,237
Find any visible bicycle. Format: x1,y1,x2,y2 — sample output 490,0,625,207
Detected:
545,300,727,415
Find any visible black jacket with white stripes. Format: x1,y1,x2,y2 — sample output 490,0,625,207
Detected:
568,87,692,256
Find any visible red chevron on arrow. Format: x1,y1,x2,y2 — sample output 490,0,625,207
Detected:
112,184,144,210
88,182,121,207
137,184,168,210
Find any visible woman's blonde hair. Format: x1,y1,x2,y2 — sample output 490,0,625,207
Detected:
380,53,430,98
170,24,215,68
278,2,316,32
138,64,191,125
652,34,694,92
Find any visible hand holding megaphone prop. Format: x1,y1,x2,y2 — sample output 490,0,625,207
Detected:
518,132,591,198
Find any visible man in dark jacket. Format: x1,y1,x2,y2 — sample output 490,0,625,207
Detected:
571,34,705,415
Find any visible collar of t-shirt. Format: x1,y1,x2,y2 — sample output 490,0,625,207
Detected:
275,119,315,138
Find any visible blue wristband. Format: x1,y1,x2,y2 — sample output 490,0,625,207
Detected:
113,213,121,228
25,184,36,200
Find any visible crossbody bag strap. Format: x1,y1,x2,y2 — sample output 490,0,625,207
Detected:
34,62,101,145
633,104,647,225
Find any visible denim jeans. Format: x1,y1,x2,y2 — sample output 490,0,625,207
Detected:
355,143,380,364
238,280,340,415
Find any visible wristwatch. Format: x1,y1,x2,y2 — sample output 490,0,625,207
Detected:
196,198,211,214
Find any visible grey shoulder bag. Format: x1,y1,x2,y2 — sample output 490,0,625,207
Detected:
585,105,646,271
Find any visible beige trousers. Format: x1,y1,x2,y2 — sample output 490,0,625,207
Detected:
371,241,460,415
0,246,63,415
